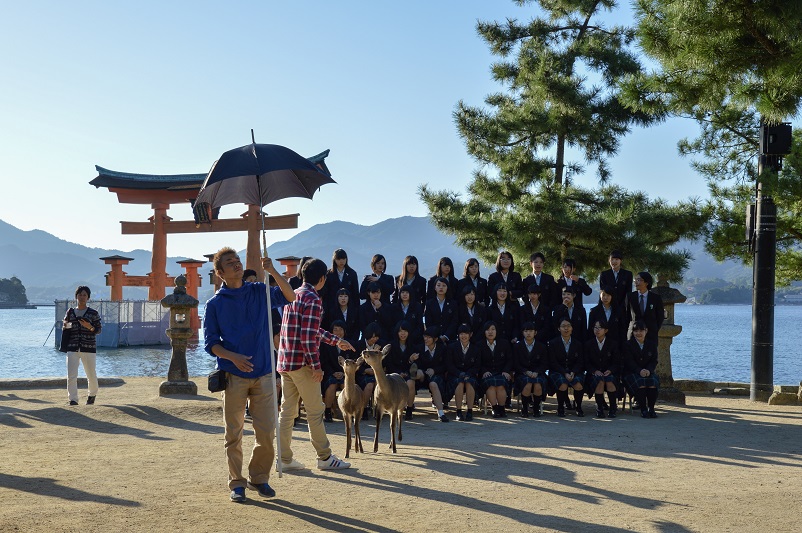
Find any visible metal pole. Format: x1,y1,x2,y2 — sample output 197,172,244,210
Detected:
750,181,776,401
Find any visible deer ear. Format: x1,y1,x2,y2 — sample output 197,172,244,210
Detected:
338,355,345,366
356,356,364,365
382,344,392,356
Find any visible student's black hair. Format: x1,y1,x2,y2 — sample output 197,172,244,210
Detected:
529,252,545,263
330,320,347,332
330,248,349,271
592,319,609,330
609,250,623,259
492,282,510,302
435,276,449,287
362,322,382,340
423,325,440,339
463,257,481,278
336,288,351,297
562,258,576,268
302,258,328,284
367,281,382,293
527,283,542,294
242,269,257,280
482,320,498,334
561,285,577,295
521,321,537,332
598,285,616,305
632,319,648,331
370,254,387,273
435,257,455,277
495,250,515,272
75,285,91,298
399,255,419,285
457,323,472,335
460,283,477,304
638,271,654,290
394,320,411,336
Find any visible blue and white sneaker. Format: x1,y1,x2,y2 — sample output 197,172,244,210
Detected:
247,482,276,498
317,453,351,470
230,487,246,503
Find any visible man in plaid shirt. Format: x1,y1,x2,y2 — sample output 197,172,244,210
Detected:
277,258,355,470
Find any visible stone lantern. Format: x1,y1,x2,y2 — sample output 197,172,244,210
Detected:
654,277,686,405
159,275,198,396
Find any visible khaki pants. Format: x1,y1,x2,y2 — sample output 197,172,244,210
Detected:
279,366,331,462
66,350,98,402
223,373,275,490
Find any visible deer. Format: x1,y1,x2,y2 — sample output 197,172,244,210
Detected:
337,355,366,458
361,345,408,453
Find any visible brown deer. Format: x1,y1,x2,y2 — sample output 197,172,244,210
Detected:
361,345,408,453
337,355,366,458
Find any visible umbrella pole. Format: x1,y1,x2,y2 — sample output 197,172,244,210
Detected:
258,174,283,479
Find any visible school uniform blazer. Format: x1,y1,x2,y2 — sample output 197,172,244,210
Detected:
421,340,448,376
383,340,416,375
458,275,490,306
319,342,344,378
446,341,481,379
457,303,487,340
478,338,514,376
522,272,557,313
627,290,665,344
423,297,458,341
555,275,593,307
487,300,521,342
519,302,554,344
323,305,361,344
548,336,585,376
552,303,588,341
622,338,658,375
583,337,619,375
587,303,626,345
393,274,427,306
359,273,395,305
514,340,549,375
354,339,381,378
358,300,396,342
488,271,525,301
322,266,360,313
426,274,460,302
389,300,424,345
599,268,633,313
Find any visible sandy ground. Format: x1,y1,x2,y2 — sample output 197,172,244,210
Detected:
1,377,801,533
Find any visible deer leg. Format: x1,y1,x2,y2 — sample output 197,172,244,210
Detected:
373,406,382,453
397,408,403,442
354,414,363,453
389,412,397,453
344,414,352,458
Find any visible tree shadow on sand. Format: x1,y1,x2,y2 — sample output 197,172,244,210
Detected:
0,472,139,507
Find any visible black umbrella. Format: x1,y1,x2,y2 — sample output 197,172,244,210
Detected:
196,131,336,476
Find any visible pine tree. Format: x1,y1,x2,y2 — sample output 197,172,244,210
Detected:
624,0,802,284
419,0,706,280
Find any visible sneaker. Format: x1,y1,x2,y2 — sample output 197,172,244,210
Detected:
86,396,95,405
230,487,246,503
279,458,307,471
455,410,464,421
247,482,276,498
575,408,585,417
69,400,78,406
438,414,449,423
318,454,351,470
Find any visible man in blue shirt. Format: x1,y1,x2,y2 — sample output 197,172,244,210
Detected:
204,246,295,503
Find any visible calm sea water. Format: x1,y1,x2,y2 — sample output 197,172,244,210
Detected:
1,305,800,384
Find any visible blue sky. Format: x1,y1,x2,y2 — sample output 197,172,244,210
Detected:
1,1,710,261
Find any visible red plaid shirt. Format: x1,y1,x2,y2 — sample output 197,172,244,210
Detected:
277,282,340,372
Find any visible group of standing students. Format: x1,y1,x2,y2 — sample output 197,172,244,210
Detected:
314,248,665,421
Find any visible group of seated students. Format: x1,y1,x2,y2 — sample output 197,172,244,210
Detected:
304,248,664,422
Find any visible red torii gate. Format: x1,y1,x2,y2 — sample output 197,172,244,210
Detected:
90,150,329,303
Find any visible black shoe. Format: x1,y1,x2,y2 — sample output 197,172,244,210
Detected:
438,414,449,423
324,409,333,423
465,410,473,421
491,405,502,418
69,400,78,406
608,410,617,419
649,409,658,419
247,482,276,498
641,409,649,418
86,396,95,405
532,403,542,417
596,408,606,418
499,405,507,418
455,410,464,421
575,408,585,417
404,406,414,421
557,408,566,417
602,401,609,410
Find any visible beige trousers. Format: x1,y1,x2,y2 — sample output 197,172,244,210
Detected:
279,366,331,462
223,373,275,489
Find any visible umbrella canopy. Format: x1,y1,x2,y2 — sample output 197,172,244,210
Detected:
195,143,336,209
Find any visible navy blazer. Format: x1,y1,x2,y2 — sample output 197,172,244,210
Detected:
548,335,585,375
478,338,514,375
623,337,658,375
359,273,395,305
393,274,427,306
426,274,460,302
552,303,588,341
421,340,448,376
389,300,424,345
458,275,490,307
488,271,524,301
555,275,593,307
519,301,554,344
423,297,458,341
599,268,633,313
522,272,558,313
587,303,627,346
584,337,619,375
446,340,481,379
457,303,487,340
358,300,396,343
627,290,664,345
323,305,361,344
322,266,360,313
487,300,521,342
514,340,549,375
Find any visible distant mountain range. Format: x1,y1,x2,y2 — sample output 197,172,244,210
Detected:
0,216,750,303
